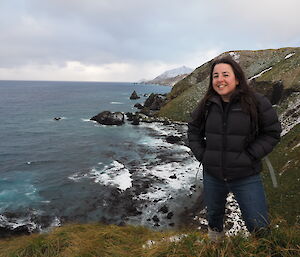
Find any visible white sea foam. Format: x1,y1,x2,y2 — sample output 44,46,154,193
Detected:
136,160,200,201
93,161,132,191
0,214,40,232
50,217,61,227
81,118,92,122
40,200,51,204
140,122,183,137
70,161,132,191
110,101,123,104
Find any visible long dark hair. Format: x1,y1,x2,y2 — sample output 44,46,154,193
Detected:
193,55,258,126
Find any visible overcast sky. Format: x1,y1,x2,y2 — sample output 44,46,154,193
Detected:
0,0,299,82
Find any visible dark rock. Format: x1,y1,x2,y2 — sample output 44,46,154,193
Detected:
130,90,140,100
159,205,169,213
0,226,30,238
144,93,155,107
166,135,181,144
90,111,124,126
131,116,140,125
144,93,167,110
125,112,134,121
140,107,152,116
190,185,197,191
152,215,160,222
169,174,177,179
167,212,174,219
251,80,284,105
118,221,126,226
169,223,175,227
134,103,144,109
125,112,140,125
163,120,172,125
0,212,57,238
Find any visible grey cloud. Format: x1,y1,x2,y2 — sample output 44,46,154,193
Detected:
0,0,299,69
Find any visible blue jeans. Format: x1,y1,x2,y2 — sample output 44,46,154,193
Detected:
203,172,269,233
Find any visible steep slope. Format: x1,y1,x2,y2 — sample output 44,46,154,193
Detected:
262,123,300,225
158,47,300,121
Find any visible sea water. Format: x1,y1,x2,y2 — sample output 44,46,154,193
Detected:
0,80,177,227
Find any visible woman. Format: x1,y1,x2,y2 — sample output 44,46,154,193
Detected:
187,56,281,241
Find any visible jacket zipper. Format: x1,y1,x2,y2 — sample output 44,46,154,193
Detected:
221,102,230,181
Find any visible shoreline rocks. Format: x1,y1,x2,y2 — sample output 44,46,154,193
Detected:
143,93,167,111
90,111,124,126
91,92,169,127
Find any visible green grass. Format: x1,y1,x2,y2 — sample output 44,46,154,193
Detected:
0,221,299,257
262,123,300,225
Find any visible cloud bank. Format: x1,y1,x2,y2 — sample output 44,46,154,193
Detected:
0,0,299,81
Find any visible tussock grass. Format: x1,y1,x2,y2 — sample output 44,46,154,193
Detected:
0,221,299,257
262,124,300,225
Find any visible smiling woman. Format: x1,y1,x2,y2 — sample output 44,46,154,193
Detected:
188,55,281,241
212,63,239,102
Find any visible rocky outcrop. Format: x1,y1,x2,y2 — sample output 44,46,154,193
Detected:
125,93,169,125
166,135,181,144
143,93,167,111
134,103,144,109
0,212,56,238
249,79,285,105
91,111,124,125
125,112,140,125
130,90,140,100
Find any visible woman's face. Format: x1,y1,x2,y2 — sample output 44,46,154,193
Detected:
212,63,239,102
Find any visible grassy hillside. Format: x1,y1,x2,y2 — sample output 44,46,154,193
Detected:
262,123,300,225
158,47,300,122
0,221,299,256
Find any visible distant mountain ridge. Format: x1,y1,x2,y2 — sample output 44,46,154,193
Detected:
141,66,193,86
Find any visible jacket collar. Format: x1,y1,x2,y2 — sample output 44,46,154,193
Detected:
209,92,240,106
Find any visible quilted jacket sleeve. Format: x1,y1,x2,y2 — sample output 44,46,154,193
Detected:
246,94,282,160
187,110,206,162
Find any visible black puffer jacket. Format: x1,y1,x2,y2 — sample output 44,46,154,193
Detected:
187,93,282,181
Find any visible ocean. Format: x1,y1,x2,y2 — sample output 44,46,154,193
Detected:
0,80,202,234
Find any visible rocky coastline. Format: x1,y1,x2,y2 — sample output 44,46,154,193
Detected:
84,91,247,235
0,90,247,238
90,91,170,126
